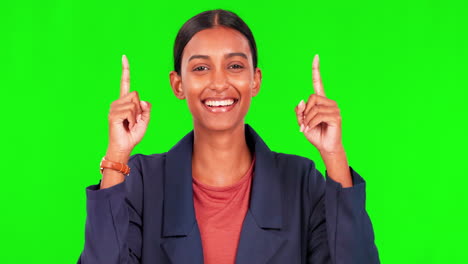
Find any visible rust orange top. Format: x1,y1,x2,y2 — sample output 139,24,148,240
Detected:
192,157,255,264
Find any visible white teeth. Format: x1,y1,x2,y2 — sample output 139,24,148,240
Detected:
204,99,235,107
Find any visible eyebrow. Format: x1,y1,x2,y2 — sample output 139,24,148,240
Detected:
226,52,248,59
188,52,248,62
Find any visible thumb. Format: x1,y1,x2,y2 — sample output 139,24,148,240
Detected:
295,100,305,131
140,101,151,123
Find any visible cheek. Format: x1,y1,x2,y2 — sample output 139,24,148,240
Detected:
185,89,200,111
182,76,206,111
232,76,254,107
231,74,254,96
233,77,251,87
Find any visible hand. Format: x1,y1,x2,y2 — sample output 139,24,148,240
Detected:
106,55,152,158
295,54,343,155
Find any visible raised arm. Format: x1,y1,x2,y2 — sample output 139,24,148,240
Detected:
297,55,380,263
101,54,151,189
78,55,151,263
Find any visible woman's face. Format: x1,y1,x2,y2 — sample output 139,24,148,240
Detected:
170,26,261,132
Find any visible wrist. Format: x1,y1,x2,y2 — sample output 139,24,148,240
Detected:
319,146,353,188
319,146,346,161
105,149,131,164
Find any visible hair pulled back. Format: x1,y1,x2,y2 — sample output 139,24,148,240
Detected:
173,9,258,75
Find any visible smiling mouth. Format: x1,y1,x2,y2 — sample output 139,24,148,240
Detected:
201,98,239,112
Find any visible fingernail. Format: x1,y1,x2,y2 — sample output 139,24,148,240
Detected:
299,100,305,108
300,124,304,132
305,126,310,132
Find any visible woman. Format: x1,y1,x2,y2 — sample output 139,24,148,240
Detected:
78,9,379,264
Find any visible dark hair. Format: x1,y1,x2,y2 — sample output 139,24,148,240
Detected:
173,9,258,75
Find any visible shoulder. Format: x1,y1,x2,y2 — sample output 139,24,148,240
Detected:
271,151,325,200
126,153,167,199
271,151,320,177
128,153,168,171
126,153,168,185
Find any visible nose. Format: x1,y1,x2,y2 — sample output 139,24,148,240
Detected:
209,68,229,93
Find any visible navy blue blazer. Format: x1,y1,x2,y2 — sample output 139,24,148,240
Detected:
78,124,379,263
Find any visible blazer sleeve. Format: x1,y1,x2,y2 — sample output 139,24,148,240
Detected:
323,166,380,264
306,164,379,264
77,154,143,264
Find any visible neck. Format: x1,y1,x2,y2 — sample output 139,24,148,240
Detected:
192,123,252,187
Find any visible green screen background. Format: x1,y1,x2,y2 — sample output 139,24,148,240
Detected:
2,0,467,262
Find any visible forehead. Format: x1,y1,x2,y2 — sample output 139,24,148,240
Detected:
182,26,251,60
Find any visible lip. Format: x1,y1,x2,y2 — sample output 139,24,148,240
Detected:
201,97,239,113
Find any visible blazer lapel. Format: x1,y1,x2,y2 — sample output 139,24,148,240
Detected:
235,125,286,263
161,222,204,263
235,211,285,264
160,130,203,264
160,125,286,264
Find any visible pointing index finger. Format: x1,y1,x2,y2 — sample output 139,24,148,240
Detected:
120,54,130,98
312,54,326,97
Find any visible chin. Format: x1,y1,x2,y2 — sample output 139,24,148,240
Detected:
195,117,244,133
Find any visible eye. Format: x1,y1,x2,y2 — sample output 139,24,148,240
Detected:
229,64,244,69
193,66,208,71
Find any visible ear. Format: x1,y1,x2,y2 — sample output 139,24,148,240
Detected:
251,67,262,97
169,71,185,99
